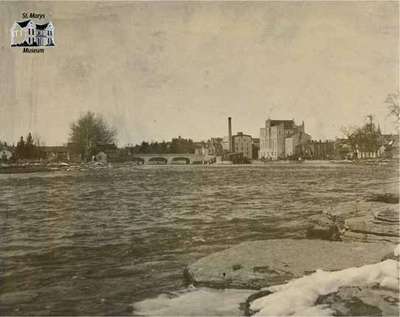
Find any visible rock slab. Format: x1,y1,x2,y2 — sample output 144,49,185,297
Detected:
185,239,395,289
306,201,399,243
317,286,399,316
341,202,399,244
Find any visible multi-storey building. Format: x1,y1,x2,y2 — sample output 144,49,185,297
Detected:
232,132,252,160
259,119,310,160
252,138,260,160
207,138,224,156
285,131,312,158
297,140,335,160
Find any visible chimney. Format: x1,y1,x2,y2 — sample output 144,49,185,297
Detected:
228,117,232,152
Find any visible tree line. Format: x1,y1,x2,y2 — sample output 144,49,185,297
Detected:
2,92,399,162
341,92,399,154
67,112,197,157
128,137,196,154
14,132,45,160
341,115,382,153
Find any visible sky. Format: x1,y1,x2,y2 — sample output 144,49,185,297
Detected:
0,1,398,146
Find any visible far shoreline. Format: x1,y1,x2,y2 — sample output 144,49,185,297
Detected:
0,158,398,174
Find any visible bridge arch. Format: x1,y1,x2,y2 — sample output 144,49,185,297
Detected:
131,157,145,164
170,157,191,164
148,157,168,164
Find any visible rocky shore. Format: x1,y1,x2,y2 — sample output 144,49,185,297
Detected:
129,181,400,316
184,239,395,290
179,192,400,316
306,194,399,244
135,239,398,316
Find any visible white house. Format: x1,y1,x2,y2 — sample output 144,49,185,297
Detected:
11,20,55,47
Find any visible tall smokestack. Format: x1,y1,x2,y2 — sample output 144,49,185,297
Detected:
228,117,232,152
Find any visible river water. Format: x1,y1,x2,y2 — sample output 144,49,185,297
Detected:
0,162,397,315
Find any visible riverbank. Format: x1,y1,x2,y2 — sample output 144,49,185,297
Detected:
134,243,399,316
134,189,399,316
0,162,69,174
1,158,397,173
183,240,396,290
0,161,113,174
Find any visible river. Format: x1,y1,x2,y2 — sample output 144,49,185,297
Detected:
0,162,397,315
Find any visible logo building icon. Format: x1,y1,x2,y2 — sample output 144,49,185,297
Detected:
11,20,55,47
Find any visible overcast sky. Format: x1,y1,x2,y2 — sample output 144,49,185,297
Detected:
0,1,398,146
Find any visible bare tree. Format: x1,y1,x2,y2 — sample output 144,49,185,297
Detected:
341,116,381,154
385,92,400,127
33,133,44,147
69,112,117,161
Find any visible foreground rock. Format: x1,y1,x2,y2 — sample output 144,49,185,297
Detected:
306,201,376,241
316,286,399,316
247,258,399,316
306,213,342,240
367,192,399,204
306,201,399,243
341,203,399,244
185,239,395,289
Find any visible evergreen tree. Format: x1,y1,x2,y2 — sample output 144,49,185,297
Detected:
15,136,25,159
25,132,34,159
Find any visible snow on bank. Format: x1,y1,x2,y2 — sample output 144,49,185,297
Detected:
251,259,399,316
133,287,254,316
134,245,399,316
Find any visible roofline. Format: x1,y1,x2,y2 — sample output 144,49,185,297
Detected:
12,20,54,30
16,19,32,23
232,134,252,138
15,20,33,26
265,119,295,123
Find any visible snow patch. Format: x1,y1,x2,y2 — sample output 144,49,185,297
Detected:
133,287,254,316
250,259,399,316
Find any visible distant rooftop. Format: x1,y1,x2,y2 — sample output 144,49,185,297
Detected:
266,119,295,129
233,132,252,138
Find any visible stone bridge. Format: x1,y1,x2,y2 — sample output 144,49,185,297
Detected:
130,153,213,164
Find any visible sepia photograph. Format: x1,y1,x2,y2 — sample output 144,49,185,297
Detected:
0,1,399,316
